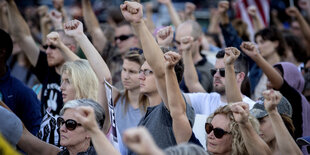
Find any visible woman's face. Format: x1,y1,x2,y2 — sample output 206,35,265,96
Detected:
61,72,76,103
59,108,89,148
256,35,278,58
138,62,157,95
207,114,232,155
258,116,275,143
121,59,141,90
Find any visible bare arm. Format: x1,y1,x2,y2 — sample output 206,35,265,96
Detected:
218,1,230,25
6,0,40,66
184,2,196,21
121,1,168,106
224,47,243,103
64,20,112,133
263,90,303,155
82,0,107,52
207,8,221,34
230,102,272,155
0,2,9,32
181,36,206,93
158,0,182,28
164,52,192,143
248,6,265,32
240,42,283,89
145,2,155,33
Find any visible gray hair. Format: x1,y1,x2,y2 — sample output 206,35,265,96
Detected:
164,143,208,155
60,99,105,129
182,20,203,39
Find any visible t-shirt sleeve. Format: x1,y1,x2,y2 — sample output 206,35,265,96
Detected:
187,93,208,114
32,51,49,83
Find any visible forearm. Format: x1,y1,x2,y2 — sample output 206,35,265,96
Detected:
239,121,272,155
269,111,303,155
40,21,50,45
75,33,111,83
98,83,111,134
225,65,242,103
296,12,310,43
252,16,265,32
220,13,229,25
165,2,181,28
183,51,206,92
165,67,191,143
0,9,9,32
146,10,155,33
208,16,220,34
254,55,283,89
58,42,80,61
89,127,120,155
82,0,106,51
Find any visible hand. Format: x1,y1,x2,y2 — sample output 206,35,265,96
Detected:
52,0,64,10
224,47,240,65
247,5,257,17
179,36,194,54
286,6,301,17
240,42,260,60
74,106,99,132
63,19,84,38
47,32,63,47
164,51,181,69
185,2,196,15
230,102,250,125
262,89,282,113
123,127,161,155
40,14,51,26
157,0,171,5
120,1,143,23
49,10,63,26
218,1,229,15
37,5,48,17
156,26,174,47
298,0,310,10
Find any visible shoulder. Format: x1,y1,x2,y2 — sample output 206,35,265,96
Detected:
242,95,256,109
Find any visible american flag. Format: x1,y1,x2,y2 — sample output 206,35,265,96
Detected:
234,0,270,41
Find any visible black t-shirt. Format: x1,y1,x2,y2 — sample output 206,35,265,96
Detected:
32,51,63,116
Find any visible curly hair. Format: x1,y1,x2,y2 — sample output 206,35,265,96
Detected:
207,105,259,155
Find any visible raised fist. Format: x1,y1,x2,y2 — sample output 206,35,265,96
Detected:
224,47,240,65
247,5,257,17
230,102,250,124
74,106,98,132
120,1,143,23
156,26,174,47
63,19,84,38
179,36,194,54
240,42,259,60
286,6,301,17
262,90,282,113
185,2,196,15
218,1,229,14
49,10,62,25
47,32,62,47
164,51,182,69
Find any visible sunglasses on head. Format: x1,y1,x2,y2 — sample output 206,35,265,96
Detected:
114,34,134,42
57,117,82,131
43,44,57,50
205,123,230,139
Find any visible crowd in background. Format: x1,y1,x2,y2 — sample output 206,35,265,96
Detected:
0,0,310,154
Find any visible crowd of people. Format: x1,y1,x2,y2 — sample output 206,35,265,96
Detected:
0,0,310,154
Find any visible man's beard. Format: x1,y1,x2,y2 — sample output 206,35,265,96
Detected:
214,85,225,95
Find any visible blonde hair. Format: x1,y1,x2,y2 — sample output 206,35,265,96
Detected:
207,105,259,155
61,59,99,101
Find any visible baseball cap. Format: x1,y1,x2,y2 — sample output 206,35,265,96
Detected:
250,96,292,119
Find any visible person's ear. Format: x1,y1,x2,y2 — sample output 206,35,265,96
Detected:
236,72,245,84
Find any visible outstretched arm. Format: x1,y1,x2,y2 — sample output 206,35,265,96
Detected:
157,0,182,28
164,52,192,143
263,90,303,155
240,42,283,89
247,6,265,32
181,36,206,93
0,1,9,32
64,20,112,133
224,47,243,103
82,0,107,52
6,0,40,66
121,1,168,106
75,106,120,155
230,102,272,155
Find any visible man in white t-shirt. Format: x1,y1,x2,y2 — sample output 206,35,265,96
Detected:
183,49,255,148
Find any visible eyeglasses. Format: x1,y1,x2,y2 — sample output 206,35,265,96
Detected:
139,69,153,76
57,117,82,131
205,123,231,139
43,44,57,50
114,34,134,42
210,68,240,77
210,68,225,77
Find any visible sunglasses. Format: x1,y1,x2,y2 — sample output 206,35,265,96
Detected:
139,69,153,76
205,123,230,139
57,117,82,131
210,68,225,77
43,44,57,50
114,34,134,42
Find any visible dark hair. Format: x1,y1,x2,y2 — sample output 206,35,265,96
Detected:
216,50,249,76
281,114,295,138
283,31,307,63
231,19,250,41
161,47,184,83
254,27,287,57
107,7,125,25
0,29,13,62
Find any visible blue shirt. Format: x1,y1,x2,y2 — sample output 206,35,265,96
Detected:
0,67,42,135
